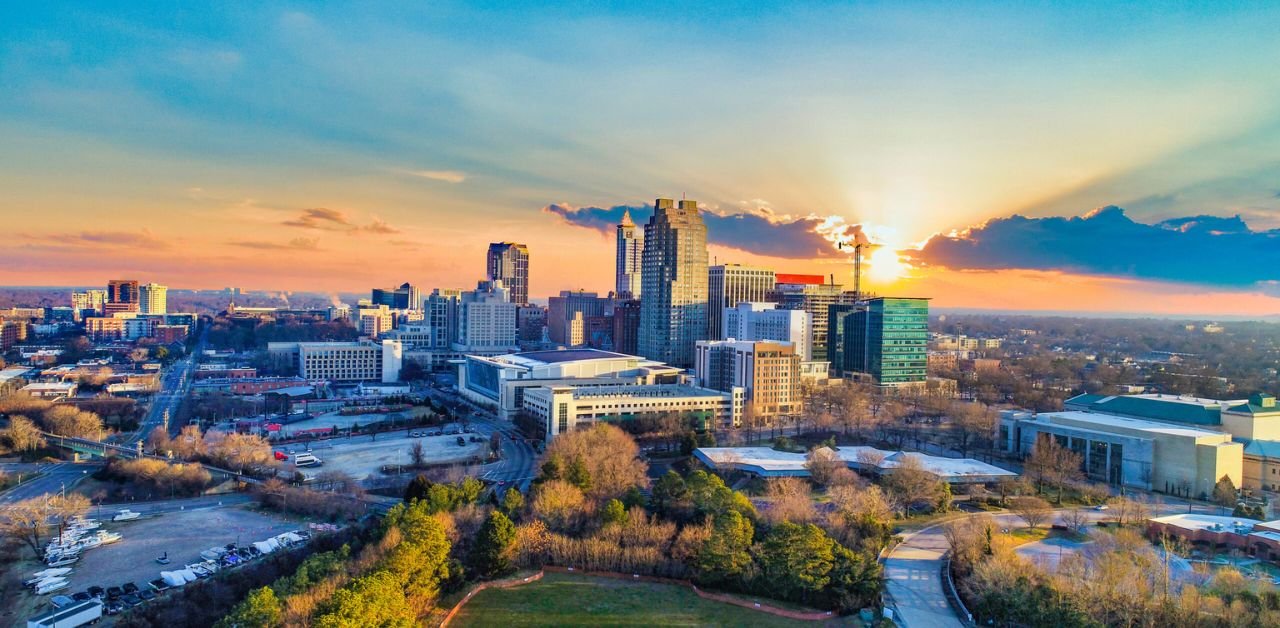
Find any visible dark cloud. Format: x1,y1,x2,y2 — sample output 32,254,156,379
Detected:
282,208,351,229
228,237,320,251
912,206,1280,286
543,203,867,259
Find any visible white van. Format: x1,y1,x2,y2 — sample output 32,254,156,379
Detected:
294,452,322,467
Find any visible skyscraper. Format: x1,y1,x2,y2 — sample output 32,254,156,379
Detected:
615,210,643,299
371,282,421,310
832,297,930,387
105,279,140,315
708,264,775,339
547,290,610,346
455,280,519,352
486,242,530,306
139,283,168,315
638,198,708,368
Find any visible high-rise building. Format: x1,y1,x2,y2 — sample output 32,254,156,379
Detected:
357,304,394,338
139,283,168,315
695,339,802,423
771,274,856,363
831,297,930,387
105,279,140,315
708,264,775,339
454,280,519,352
517,305,547,343
615,210,643,299
722,302,812,361
371,282,421,310
426,288,463,349
612,299,642,355
638,198,708,368
71,290,106,319
486,242,530,306
547,290,611,346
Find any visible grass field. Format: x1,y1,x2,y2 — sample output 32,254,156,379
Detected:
451,572,855,627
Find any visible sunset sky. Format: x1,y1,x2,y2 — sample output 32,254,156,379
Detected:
3,2,1280,316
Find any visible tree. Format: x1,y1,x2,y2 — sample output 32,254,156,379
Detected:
1023,437,1083,503
652,470,688,515
501,487,525,518
1109,496,1152,527
1061,508,1090,535
1010,496,1052,529
565,455,593,492
680,430,699,456
804,447,844,487
696,510,755,585
530,479,586,532
763,477,817,525
2,415,45,452
404,474,432,503
215,586,283,628
827,543,882,613
759,522,836,603
539,454,563,481
1213,475,1238,514
599,498,627,527
882,455,944,515
471,510,517,578
543,424,647,500
0,494,90,558
409,441,425,468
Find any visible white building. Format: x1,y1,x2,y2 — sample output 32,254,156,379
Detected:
525,383,741,440
454,280,518,353
269,339,403,383
615,209,643,299
721,302,811,360
357,304,394,338
139,283,168,315
708,265,775,340
458,348,683,418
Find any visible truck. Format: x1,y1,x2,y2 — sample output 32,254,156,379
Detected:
27,598,103,628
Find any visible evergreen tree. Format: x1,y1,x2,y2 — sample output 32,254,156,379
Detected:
215,586,282,628
695,510,755,585
501,487,525,518
471,510,517,578
652,470,688,515
601,498,627,526
759,522,836,603
566,455,593,492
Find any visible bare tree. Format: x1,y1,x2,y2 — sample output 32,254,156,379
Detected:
409,441,426,468
1061,508,1091,535
1109,496,1151,527
2,415,45,452
804,447,844,486
1023,437,1083,502
1010,495,1052,529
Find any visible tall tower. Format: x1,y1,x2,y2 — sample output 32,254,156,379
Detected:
708,264,775,339
139,283,168,315
486,242,530,306
615,210,643,299
638,198,708,368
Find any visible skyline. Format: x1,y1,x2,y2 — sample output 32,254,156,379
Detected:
4,3,1280,316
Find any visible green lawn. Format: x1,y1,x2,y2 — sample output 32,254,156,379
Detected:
452,572,854,627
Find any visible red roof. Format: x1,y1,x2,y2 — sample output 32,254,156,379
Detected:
774,273,826,286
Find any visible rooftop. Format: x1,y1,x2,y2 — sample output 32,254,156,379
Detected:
510,349,634,364
694,446,1016,481
1064,392,1240,426
1150,513,1261,533
0,366,32,383
1040,410,1232,439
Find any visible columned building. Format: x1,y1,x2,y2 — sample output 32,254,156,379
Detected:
638,198,708,369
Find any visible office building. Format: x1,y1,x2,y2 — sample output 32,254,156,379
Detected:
517,305,547,343
525,384,741,441
708,264,775,339
105,279,140,315
771,274,856,363
357,304,394,338
638,198,708,368
486,242,530,306
85,315,157,341
616,209,643,298
547,290,611,346
426,289,463,348
268,339,403,383
139,283,168,315
71,290,106,318
454,280,519,353
371,282,421,310
722,302,812,361
459,348,683,418
828,297,928,387
695,339,802,423
612,299,642,355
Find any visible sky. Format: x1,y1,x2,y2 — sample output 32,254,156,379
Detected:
2,2,1280,317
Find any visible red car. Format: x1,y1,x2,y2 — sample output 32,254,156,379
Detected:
273,451,288,461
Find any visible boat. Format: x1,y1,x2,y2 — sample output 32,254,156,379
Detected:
46,555,79,568
95,530,122,545
36,580,70,595
29,567,72,581
113,509,141,522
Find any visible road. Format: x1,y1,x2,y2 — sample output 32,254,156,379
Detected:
131,327,207,446
883,499,1224,627
421,383,537,492
0,461,101,505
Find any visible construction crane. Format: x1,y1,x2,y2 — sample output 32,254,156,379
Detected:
837,241,866,299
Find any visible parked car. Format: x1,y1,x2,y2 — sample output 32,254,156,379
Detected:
138,590,157,601
87,585,105,599
122,582,139,594
121,593,143,607
148,579,170,593
273,451,289,461
456,436,466,446
106,586,123,600
72,591,92,603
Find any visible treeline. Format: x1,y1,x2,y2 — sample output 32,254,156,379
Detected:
0,394,107,454
205,317,357,351
97,458,212,498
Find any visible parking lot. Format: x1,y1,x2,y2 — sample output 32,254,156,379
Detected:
278,428,489,480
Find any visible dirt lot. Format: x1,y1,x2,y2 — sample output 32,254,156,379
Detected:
277,429,488,480
1,505,298,621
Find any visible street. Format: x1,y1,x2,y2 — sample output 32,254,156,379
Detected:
130,327,207,446
0,461,101,505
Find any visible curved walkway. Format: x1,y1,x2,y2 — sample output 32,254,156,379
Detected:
883,516,969,628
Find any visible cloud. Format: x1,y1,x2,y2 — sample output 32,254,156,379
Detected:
543,203,868,259
405,170,467,184
282,208,351,230
16,229,171,251
360,218,401,234
911,206,1280,287
229,237,320,251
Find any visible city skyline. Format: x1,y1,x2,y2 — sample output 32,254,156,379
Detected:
3,3,1280,316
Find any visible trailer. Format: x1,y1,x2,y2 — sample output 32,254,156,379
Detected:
27,598,103,628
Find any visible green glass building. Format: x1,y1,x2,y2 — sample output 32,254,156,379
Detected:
830,297,929,387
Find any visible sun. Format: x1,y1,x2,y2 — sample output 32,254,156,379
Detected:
866,246,908,284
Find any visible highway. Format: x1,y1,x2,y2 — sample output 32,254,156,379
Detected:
0,461,101,505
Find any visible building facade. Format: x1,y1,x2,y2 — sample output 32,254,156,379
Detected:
486,242,530,306
638,198,708,368
831,297,929,387
524,383,741,440
722,302,812,361
270,340,403,383
708,264,776,340
615,209,643,299
371,282,421,310
611,299,642,355
695,339,802,422
546,290,611,346
454,280,518,353
139,283,167,315
771,275,855,363
105,279,140,315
